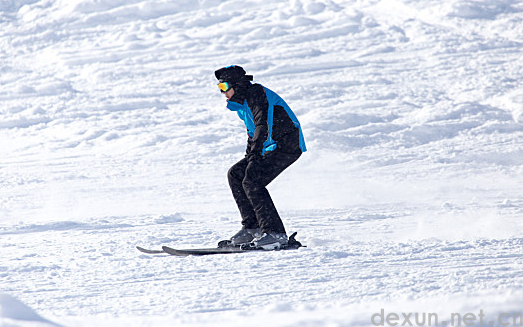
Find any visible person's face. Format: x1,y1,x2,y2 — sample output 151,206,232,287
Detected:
224,87,235,100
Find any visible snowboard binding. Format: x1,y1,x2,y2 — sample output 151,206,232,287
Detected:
217,232,305,250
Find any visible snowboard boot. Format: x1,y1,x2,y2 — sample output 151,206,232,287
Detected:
251,232,288,250
230,228,261,246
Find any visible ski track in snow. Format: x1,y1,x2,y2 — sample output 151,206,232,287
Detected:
1,0,523,326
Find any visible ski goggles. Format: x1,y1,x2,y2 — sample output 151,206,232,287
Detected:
217,81,232,93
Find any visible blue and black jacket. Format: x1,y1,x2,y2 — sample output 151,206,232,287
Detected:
226,83,306,157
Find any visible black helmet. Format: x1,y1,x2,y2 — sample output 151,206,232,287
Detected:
215,65,253,85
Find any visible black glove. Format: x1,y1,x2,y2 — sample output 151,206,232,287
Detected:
247,152,262,163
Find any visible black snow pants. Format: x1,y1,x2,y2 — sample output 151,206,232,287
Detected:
227,149,301,234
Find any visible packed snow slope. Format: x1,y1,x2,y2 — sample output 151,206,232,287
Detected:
1,0,523,326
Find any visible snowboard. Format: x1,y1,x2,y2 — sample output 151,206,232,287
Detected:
161,245,245,256
136,232,304,256
135,246,164,254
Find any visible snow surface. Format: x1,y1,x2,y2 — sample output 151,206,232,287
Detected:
1,0,523,326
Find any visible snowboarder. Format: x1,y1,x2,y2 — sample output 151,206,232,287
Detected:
215,65,306,249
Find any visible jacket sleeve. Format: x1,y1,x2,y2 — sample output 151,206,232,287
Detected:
245,136,253,155
246,84,269,155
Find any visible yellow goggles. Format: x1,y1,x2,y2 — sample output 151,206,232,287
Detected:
217,81,231,93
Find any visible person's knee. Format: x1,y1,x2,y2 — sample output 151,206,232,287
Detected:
227,166,236,182
228,163,245,185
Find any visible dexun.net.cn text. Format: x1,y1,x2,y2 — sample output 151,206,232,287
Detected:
371,309,523,326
